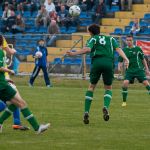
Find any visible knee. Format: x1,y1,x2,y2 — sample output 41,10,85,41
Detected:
88,84,96,91
123,80,129,87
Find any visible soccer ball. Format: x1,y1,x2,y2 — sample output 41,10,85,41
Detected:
35,51,43,58
69,5,81,17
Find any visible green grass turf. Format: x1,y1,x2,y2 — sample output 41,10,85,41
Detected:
0,76,150,150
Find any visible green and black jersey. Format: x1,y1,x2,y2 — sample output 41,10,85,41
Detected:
0,49,7,89
86,35,119,59
118,46,145,72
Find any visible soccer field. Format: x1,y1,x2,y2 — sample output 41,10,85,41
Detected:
0,77,150,150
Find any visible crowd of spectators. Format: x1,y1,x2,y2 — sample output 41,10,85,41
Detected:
0,0,134,35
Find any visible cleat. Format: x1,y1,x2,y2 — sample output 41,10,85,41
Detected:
102,107,109,121
37,123,50,134
0,124,2,133
83,112,89,124
122,102,127,107
12,125,30,131
47,85,53,88
28,83,33,87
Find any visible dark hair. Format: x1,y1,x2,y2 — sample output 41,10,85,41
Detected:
126,35,133,38
0,35,3,46
88,24,100,35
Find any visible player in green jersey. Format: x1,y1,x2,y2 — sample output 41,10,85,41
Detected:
67,24,129,123
118,35,150,107
0,35,50,134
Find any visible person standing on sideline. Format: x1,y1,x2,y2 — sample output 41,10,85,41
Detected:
67,24,129,123
29,39,51,87
118,35,150,107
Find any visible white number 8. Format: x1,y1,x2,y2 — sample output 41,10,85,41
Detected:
99,36,106,45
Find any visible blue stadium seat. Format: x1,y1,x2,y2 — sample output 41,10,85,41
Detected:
71,58,82,64
111,28,123,35
63,58,72,64
52,58,62,64
140,21,149,27
144,13,150,19
123,27,131,35
86,58,91,65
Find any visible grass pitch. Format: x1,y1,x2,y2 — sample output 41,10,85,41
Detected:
0,76,150,150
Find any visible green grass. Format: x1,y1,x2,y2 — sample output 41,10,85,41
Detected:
0,76,150,150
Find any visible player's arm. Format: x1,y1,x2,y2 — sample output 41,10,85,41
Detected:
67,37,94,56
2,37,16,55
66,47,91,56
143,58,150,75
111,37,129,69
116,48,129,69
0,67,15,75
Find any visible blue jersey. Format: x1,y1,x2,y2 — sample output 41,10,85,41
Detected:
33,46,48,66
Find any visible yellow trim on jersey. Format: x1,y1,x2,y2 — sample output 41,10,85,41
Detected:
2,36,8,48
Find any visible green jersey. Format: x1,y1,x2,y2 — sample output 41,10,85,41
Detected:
0,49,7,88
118,46,145,71
86,35,119,59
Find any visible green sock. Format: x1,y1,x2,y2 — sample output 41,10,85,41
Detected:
21,107,39,131
146,85,150,95
122,87,128,102
104,90,112,109
85,91,93,113
0,104,17,124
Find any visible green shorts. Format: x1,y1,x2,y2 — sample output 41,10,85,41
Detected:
125,70,147,83
0,83,17,102
90,57,114,85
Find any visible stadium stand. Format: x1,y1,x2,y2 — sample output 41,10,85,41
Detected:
0,0,150,74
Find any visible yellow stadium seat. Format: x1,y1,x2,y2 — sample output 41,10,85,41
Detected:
132,4,150,12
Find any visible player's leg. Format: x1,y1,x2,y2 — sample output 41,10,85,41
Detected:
29,66,41,86
0,85,50,133
83,59,100,124
122,80,129,107
143,80,150,94
11,92,50,133
137,71,150,95
102,58,114,121
41,66,51,87
0,100,6,112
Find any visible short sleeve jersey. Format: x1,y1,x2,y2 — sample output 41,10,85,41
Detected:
86,35,119,59
0,49,7,88
118,46,145,71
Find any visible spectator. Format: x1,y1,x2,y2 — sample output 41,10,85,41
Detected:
1,5,15,33
79,0,95,12
44,0,56,13
11,14,25,33
66,0,79,9
2,4,12,21
30,0,41,16
57,4,72,30
92,0,106,24
35,5,49,27
107,0,122,10
130,18,140,35
17,2,25,15
47,10,58,26
121,0,132,11
47,20,60,46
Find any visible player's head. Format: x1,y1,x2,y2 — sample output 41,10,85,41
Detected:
38,39,45,46
126,35,133,47
88,24,100,36
0,35,3,47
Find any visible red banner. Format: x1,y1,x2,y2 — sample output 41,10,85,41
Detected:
136,40,150,56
